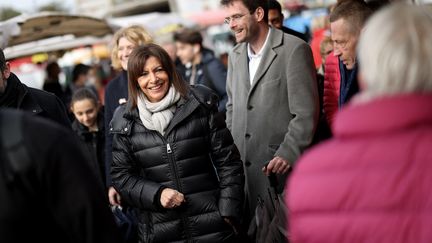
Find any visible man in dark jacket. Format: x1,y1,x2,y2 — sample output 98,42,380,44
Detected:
174,28,228,112
0,48,70,127
0,108,121,243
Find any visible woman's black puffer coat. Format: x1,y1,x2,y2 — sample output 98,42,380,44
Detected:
110,85,244,243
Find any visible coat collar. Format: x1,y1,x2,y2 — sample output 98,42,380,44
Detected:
164,94,200,136
334,94,432,137
231,27,284,93
8,73,44,116
250,27,283,91
122,92,201,137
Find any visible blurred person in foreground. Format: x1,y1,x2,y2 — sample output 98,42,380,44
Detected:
220,0,318,225
104,25,153,206
110,43,244,242
174,28,228,113
0,108,120,243
0,48,70,128
287,4,432,243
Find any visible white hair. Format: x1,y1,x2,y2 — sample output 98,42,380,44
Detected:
357,4,432,101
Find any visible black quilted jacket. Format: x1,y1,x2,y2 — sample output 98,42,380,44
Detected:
110,86,244,243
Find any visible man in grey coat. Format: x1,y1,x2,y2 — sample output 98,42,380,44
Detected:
221,0,319,220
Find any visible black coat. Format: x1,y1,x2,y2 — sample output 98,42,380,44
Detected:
72,110,106,184
0,109,120,243
104,71,128,186
110,86,244,243
0,73,71,128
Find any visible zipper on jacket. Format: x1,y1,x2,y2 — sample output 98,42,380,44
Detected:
164,141,192,240
161,140,183,193
165,142,182,192
167,143,172,153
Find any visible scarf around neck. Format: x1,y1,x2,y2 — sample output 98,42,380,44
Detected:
137,85,180,135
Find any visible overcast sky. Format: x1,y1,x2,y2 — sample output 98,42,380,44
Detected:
0,0,74,13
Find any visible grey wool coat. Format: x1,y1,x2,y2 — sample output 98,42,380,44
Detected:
225,27,319,217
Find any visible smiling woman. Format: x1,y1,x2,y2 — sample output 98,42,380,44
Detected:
126,44,188,109
136,56,170,103
109,43,245,243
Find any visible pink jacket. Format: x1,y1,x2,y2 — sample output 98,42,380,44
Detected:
323,53,340,129
286,94,432,243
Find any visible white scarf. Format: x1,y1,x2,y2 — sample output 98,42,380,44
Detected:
137,85,180,135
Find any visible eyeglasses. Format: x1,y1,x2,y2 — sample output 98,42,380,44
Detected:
224,13,247,25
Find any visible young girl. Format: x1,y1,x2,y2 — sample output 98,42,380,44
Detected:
70,87,106,185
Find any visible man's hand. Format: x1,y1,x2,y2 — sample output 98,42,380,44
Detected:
262,156,291,176
108,186,121,206
160,188,186,209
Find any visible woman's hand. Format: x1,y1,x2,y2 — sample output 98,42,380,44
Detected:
160,188,185,209
108,186,121,206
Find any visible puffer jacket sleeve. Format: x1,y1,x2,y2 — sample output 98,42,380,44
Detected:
208,101,244,221
110,108,163,211
323,53,341,129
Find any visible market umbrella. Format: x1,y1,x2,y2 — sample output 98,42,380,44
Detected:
248,172,289,243
3,34,113,60
0,12,116,49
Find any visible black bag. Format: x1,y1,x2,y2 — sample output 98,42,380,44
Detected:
111,205,139,243
248,172,289,243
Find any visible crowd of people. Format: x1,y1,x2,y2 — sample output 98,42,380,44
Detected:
1,0,431,242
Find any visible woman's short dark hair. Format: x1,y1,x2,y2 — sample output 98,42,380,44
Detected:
127,43,189,109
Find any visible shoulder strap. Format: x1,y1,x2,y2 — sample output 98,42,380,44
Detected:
0,111,32,185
